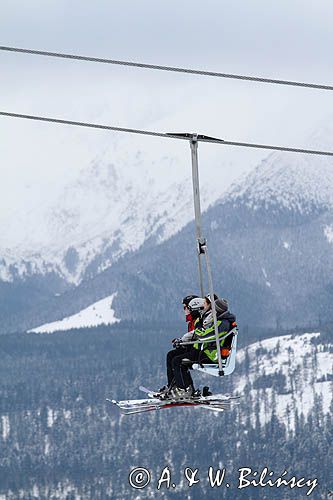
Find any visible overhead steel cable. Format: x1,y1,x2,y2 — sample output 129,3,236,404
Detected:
1,110,333,157
1,45,333,92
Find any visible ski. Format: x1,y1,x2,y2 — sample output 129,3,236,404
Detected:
107,392,240,415
108,399,232,415
139,385,154,395
114,400,233,411
139,386,239,404
113,395,237,409
139,385,159,397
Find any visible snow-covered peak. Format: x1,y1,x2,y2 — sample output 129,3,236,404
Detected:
226,152,333,213
0,138,218,284
225,119,333,213
3,116,333,284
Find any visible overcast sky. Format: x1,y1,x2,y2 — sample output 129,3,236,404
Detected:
1,0,333,219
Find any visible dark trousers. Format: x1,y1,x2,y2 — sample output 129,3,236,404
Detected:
171,347,211,389
166,347,189,386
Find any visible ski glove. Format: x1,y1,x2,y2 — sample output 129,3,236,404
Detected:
172,338,182,348
181,331,195,342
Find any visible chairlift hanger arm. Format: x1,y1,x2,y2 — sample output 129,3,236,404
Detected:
165,132,225,144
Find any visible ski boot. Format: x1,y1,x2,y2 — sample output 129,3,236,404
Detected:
169,385,193,400
154,385,170,399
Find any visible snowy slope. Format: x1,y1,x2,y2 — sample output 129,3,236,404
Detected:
2,118,333,287
28,293,120,333
0,150,189,283
226,120,333,214
235,332,332,431
0,139,223,285
227,152,333,214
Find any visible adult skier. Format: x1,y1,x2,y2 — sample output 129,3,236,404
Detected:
158,296,206,397
182,294,199,332
166,298,236,399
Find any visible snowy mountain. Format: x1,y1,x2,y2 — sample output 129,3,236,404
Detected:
3,121,333,333
0,148,192,284
0,133,234,287
57,141,333,329
4,143,333,332
228,151,333,215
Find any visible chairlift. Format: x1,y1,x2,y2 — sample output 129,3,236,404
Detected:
174,133,238,377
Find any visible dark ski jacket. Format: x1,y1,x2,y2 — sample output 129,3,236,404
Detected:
193,310,237,362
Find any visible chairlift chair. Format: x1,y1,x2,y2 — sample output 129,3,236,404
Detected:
192,327,238,377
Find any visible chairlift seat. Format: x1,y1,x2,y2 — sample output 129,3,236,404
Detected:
192,329,238,377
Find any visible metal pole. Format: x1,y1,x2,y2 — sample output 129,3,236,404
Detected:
189,134,205,297
187,133,223,374
202,242,224,375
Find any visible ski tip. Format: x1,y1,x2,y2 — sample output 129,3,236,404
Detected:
106,398,118,405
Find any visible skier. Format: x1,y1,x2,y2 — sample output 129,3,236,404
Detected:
203,293,219,313
158,296,206,397
182,294,199,332
198,293,217,329
167,298,236,399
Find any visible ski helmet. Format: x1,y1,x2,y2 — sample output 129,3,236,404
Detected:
188,297,205,313
182,294,198,308
205,293,219,304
